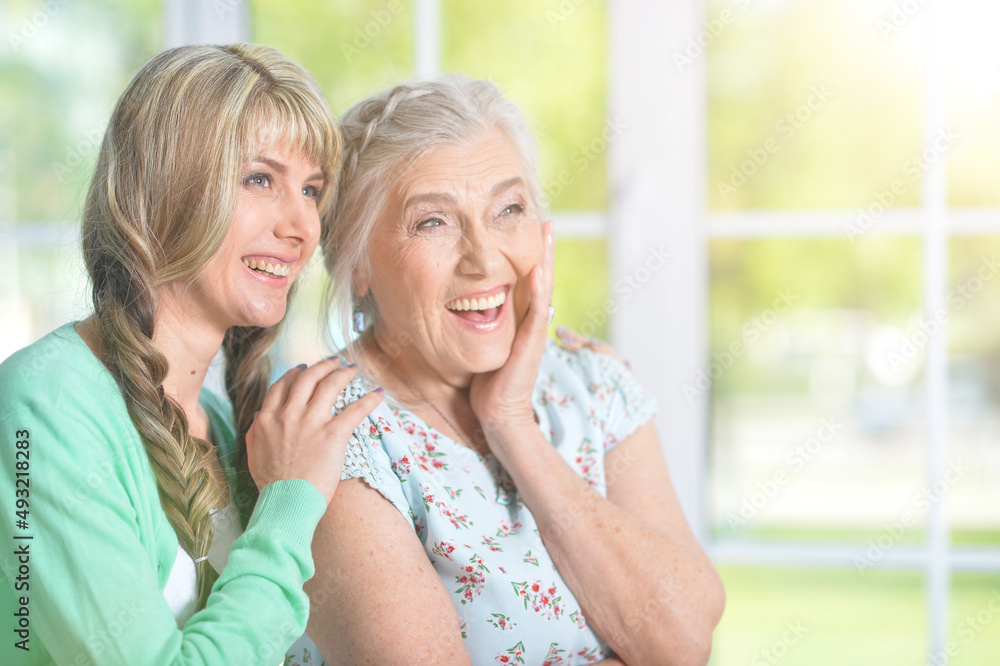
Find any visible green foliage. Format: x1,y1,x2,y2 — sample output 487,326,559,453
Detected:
716,566,1000,665
251,0,413,114
708,0,924,211
2,0,161,223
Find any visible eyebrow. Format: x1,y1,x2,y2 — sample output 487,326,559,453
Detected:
253,156,324,182
491,177,524,197
403,177,525,211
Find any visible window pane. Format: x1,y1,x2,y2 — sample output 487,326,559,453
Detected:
250,0,414,114
552,240,609,340
2,0,162,224
714,566,925,664
707,0,922,211
2,0,161,363
946,1,1000,207
441,0,608,211
708,238,926,542
948,237,1000,545
949,574,1000,665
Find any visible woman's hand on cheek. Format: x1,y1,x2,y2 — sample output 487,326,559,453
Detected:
469,220,555,445
246,358,384,504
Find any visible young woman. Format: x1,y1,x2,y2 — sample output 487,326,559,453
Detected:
0,44,382,664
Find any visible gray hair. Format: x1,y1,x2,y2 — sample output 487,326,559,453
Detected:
321,74,547,358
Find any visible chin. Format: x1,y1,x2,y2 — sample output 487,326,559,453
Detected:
239,306,287,330
463,341,514,375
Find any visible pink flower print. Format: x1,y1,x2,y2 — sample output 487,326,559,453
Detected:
542,642,568,666
487,612,516,630
511,580,563,620
603,432,620,452
496,519,523,538
391,454,412,480
410,437,449,473
577,646,601,662
570,609,588,630
587,407,602,429
522,550,539,567
499,566,507,574
421,484,472,529
538,386,574,409
454,553,490,604
495,641,526,664
482,535,503,552
575,438,600,487
367,415,393,441
433,540,457,560
474,484,488,501
444,485,463,500
588,381,614,402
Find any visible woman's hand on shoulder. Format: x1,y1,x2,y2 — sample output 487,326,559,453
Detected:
246,358,383,504
470,220,555,437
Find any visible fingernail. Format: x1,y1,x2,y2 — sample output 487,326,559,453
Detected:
295,363,307,369
327,354,340,362
375,387,385,394
346,363,358,369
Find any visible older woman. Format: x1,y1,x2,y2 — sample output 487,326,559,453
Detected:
291,77,724,666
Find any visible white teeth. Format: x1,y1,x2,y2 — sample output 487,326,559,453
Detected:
445,290,506,311
242,258,290,277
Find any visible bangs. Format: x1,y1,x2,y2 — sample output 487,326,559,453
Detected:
241,89,341,209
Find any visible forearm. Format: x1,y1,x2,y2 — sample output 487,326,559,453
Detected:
490,428,721,666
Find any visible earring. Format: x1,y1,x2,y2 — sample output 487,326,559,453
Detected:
353,308,366,333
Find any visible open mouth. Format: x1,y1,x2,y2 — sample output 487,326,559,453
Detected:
242,258,290,278
444,289,506,323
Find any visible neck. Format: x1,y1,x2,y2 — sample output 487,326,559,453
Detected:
364,329,468,405
153,292,226,426
363,329,485,450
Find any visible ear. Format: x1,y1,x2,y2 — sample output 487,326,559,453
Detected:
352,266,369,300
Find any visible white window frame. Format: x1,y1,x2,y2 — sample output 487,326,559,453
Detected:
605,1,1000,662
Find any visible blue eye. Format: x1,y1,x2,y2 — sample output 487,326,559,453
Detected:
416,217,444,229
244,173,271,188
302,185,321,198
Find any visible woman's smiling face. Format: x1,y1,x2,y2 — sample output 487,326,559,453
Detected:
360,128,543,387
182,146,324,335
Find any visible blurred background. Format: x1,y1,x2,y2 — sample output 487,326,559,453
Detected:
1,0,998,664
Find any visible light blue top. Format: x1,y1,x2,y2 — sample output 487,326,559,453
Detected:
286,341,657,666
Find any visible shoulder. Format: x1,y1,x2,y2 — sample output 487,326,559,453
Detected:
536,338,658,443
538,339,647,402
0,322,122,420
0,323,144,480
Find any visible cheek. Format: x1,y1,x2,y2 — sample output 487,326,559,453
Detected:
507,228,544,320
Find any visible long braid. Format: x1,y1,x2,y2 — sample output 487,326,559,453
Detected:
85,173,228,609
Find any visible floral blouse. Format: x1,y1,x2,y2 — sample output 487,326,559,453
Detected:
285,341,658,666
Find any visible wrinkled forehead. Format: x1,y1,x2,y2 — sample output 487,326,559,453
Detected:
391,129,533,206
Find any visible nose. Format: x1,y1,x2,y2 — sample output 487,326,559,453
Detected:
273,190,320,247
457,223,503,276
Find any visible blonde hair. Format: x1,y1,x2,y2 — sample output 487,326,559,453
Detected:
82,43,341,609
322,75,545,362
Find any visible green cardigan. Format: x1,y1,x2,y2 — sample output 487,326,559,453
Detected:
0,323,327,665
